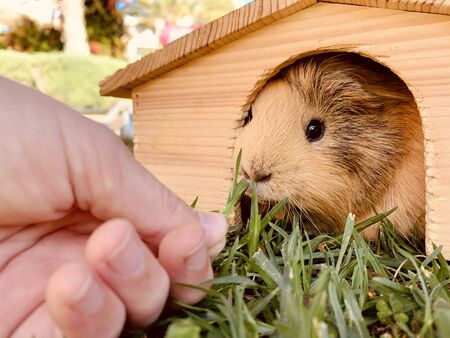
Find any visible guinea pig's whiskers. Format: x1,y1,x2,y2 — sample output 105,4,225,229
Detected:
302,210,321,234
289,196,322,234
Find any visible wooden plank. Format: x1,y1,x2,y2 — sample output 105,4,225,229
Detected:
134,114,241,122
418,106,450,118
158,190,229,204
133,119,239,129
200,20,449,61
135,153,232,167
152,176,231,190
133,126,237,138
420,97,450,255
135,135,234,147
128,13,449,90
147,171,231,211
135,144,233,157
147,164,232,179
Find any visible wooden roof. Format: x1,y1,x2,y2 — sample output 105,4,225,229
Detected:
100,0,450,98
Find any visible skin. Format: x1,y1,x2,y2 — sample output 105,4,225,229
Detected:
236,53,425,240
0,76,228,338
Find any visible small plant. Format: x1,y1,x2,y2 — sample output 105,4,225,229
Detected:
85,0,125,57
142,152,450,338
3,17,63,52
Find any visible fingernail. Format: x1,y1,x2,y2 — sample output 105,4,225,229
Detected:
184,235,208,271
198,211,228,244
71,273,103,315
106,226,145,276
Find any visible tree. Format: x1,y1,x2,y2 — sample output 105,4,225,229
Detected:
84,0,125,57
61,0,91,55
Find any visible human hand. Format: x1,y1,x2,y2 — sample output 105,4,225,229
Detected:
0,77,227,337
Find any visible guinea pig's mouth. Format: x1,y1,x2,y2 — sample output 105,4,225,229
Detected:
239,194,289,224
239,194,309,228
239,194,261,226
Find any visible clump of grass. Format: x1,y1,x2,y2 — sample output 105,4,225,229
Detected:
146,153,450,338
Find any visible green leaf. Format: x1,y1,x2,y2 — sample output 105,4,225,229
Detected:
248,182,261,257
336,213,355,273
376,299,392,322
342,282,370,338
260,198,288,229
205,275,257,287
328,281,347,337
220,236,240,276
164,319,201,338
252,251,283,286
435,309,450,338
249,288,279,317
371,277,411,294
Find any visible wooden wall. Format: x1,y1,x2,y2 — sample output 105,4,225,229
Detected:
132,3,450,254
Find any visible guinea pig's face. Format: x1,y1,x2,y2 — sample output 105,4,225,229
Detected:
235,54,415,231
236,79,354,228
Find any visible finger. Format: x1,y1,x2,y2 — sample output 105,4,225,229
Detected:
0,229,87,337
198,211,228,259
0,78,76,225
0,79,228,249
58,108,200,245
46,262,125,338
61,115,228,250
11,303,62,338
85,218,170,326
158,225,213,304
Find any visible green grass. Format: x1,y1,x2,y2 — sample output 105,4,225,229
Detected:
0,50,126,112
139,152,450,338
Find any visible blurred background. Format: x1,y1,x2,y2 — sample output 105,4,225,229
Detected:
0,0,253,147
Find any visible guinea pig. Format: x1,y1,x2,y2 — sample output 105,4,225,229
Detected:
235,52,425,240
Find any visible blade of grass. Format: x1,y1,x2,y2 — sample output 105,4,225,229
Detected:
248,182,261,257
190,196,199,208
342,281,371,338
336,213,355,273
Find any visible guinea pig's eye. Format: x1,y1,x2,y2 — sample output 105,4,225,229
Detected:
306,119,325,142
243,107,253,126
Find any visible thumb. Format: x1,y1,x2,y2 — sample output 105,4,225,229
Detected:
61,103,227,248
0,78,227,250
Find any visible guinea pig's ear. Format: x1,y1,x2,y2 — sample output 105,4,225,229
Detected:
243,107,253,126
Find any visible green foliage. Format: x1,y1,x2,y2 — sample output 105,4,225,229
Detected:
2,17,63,52
148,158,450,338
165,319,201,338
85,0,125,57
0,50,126,111
1,1,125,56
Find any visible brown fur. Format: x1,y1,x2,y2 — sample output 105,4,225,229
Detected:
235,53,425,240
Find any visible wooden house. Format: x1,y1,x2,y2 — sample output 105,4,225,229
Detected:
100,0,450,256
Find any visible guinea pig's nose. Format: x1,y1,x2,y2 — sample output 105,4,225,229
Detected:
242,168,272,183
